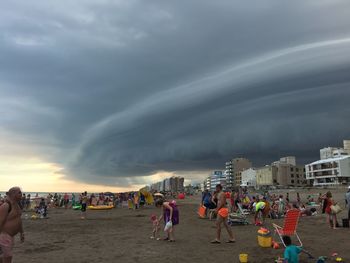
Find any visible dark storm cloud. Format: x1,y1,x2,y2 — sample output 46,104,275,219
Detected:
1,0,350,186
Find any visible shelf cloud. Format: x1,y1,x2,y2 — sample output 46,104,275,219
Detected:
1,0,350,187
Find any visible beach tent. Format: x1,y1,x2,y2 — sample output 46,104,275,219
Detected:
178,193,185,199
140,191,154,205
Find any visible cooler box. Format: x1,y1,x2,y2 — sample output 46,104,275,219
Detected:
257,229,272,248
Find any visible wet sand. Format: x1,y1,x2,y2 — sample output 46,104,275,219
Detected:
14,189,350,263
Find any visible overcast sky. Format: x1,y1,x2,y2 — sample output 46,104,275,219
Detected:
1,0,350,190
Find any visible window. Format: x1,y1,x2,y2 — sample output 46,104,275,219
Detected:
296,168,299,172
290,167,294,172
291,180,295,184
291,174,294,178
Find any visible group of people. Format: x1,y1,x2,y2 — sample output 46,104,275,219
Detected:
202,186,350,238
2,185,350,263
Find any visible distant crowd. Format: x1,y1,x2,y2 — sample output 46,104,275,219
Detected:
201,186,350,229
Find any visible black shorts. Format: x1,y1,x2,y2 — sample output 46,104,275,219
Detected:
81,203,87,212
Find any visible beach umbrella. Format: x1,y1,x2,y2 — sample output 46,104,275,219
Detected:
154,193,164,198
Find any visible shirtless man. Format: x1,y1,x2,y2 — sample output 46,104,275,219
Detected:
0,187,25,263
211,184,235,244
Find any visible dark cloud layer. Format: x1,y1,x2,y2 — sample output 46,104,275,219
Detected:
1,0,350,186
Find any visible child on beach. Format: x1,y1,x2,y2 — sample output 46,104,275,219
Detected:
282,235,302,263
150,214,160,240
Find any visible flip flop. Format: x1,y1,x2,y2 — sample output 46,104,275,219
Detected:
226,240,236,243
211,240,221,244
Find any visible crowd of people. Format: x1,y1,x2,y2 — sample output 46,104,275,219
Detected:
1,185,350,263
201,186,350,230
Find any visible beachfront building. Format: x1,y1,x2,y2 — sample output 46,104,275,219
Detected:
151,176,184,192
305,156,350,186
241,168,257,188
206,170,226,191
150,181,162,192
320,140,350,160
305,140,350,186
256,165,278,189
224,158,252,190
255,156,306,188
272,156,307,187
203,177,211,191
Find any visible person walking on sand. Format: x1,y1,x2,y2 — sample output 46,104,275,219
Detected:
324,191,338,229
211,184,235,244
0,187,25,263
81,192,88,219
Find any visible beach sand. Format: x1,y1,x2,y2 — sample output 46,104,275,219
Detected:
14,189,350,263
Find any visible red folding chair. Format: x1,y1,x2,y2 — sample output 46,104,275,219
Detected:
272,209,302,247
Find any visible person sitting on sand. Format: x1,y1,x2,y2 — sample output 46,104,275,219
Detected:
282,235,302,263
211,184,235,244
155,199,179,242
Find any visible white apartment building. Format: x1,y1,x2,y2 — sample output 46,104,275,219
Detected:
306,140,350,186
241,168,257,188
305,156,350,186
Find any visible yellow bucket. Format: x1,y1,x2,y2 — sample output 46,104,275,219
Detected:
239,253,248,263
257,235,272,247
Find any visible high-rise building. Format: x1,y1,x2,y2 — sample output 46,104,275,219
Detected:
225,158,252,189
209,171,226,191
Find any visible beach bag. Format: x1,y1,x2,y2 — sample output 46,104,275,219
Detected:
164,221,173,231
330,204,342,214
